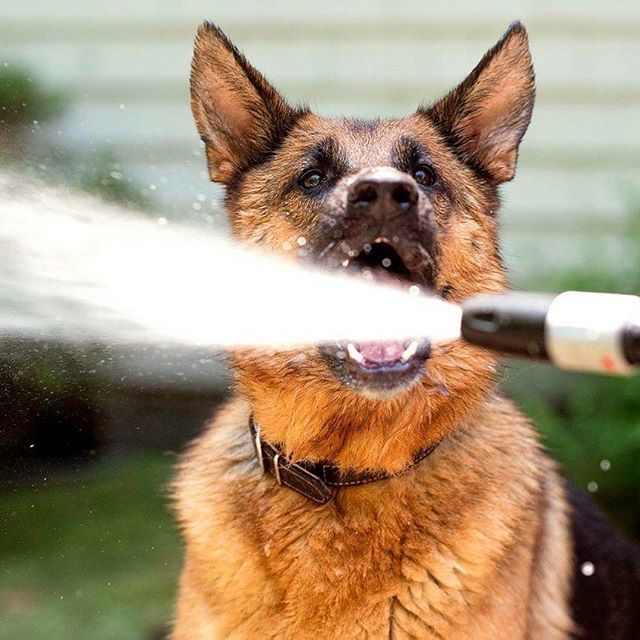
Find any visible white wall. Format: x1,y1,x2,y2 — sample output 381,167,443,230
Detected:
2,0,639,280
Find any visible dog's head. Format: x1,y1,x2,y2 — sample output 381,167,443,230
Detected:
190,22,534,465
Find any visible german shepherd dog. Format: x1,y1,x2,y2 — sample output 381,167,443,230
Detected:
173,21,640,639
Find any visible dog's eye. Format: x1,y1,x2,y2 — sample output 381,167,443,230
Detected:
298,169,325,190
413,165,436,187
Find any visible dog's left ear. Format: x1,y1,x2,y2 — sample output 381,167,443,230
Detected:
424,22,535,184
190,22,300,184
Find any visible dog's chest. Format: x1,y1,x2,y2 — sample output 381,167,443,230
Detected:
251,491,531,640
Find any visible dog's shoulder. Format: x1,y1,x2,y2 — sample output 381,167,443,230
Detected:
172,396,252,519
567,483,640,639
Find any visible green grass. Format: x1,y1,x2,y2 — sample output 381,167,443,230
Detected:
0,454,181,640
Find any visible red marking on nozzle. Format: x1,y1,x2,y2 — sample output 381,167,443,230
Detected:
601,354,616,372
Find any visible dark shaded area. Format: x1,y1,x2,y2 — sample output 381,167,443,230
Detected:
0,345,98,450
0,339,228,490
567,484,640,640
0,341,104,480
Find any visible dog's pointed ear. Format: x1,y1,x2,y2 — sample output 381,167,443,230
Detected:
190,22,301,184
424,22,535,184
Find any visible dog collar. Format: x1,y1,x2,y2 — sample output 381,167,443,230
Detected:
249,416,440,505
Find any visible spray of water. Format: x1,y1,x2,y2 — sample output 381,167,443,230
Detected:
1,173,461,350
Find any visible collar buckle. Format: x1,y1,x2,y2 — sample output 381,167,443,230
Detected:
272,453,282,485
253,424,266,475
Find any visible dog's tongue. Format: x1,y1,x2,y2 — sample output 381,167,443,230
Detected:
357,340,405,364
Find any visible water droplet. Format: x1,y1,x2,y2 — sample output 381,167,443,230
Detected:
296,236,307,247
381,258,392,268
157,217,167,226
587,481,598,493
192,202,202,211
600,459,611,472
581,562,595,577
409,285,420,296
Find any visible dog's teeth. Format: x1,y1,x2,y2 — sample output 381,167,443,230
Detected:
401,340,418,361
347,342,365,363
342,259,350,267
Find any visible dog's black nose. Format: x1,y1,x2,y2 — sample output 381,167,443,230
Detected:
348,167,419,220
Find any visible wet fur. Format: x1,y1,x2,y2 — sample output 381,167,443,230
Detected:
173,21,640,639
174,396,573,639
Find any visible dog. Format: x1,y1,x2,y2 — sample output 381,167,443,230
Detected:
172,21,640,639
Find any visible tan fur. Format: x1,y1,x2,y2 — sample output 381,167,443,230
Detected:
227,113,506,473
173,396,574,639
172,21,577,639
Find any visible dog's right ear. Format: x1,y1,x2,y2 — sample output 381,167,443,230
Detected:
190,23,300,184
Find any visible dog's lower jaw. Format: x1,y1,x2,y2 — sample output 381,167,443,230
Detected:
172,394,575,640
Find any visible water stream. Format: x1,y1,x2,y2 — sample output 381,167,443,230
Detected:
0,173,461,352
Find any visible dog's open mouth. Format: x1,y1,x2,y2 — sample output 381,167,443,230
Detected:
343,238,413,285
320,237,433,394
345,338,423,369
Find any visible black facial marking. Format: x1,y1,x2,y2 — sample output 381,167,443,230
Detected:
391,136,450,200
224,108,309,201
441,284,456,299
295,137,348,195
392,136,425,174
304,137,348,173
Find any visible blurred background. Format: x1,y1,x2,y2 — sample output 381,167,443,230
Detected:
1,1,640,638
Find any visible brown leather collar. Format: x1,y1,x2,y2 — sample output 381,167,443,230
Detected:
250,416,441,505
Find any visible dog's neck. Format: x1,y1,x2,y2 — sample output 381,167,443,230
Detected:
236,364,495,474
